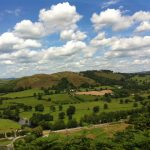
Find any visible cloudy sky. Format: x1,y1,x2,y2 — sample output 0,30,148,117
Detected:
0,0,150,78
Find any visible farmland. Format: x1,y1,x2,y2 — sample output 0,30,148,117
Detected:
0,70,149,149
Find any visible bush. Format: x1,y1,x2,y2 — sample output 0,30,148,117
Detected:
104,103,108,109
67,119,78,128
93,106,100,113
58,112,65,119
52,120,66,130
35,104,44,112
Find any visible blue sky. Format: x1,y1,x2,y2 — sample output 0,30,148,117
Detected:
0,0,150,77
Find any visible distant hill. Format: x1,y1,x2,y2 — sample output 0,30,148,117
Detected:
15,71,96,88
0,70,149,90
80,70,126,85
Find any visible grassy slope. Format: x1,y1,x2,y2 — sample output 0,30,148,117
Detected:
1,89,43,98
0,119,21,132
131,75,150,83
1,94,139,121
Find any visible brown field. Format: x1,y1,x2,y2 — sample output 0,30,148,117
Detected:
76,90,112,96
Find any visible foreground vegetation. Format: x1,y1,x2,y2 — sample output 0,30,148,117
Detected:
14,104,150,150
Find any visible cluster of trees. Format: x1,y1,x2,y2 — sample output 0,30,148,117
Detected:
80,108,143,125
14,103,150,150
30,113,54,128
52,78,75,91
0,103,32,121
29,105,76,129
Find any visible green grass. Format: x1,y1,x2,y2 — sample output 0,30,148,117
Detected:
132,75,150,83
17,99,138,121
1,92,141,122
0,139,12,146
1,89,43,98
43,93,75,104
0,119,21,132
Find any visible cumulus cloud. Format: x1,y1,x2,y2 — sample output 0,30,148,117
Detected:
0,32,41,53
60,30,87,41
91,9,150,32
135,21,150,32
39,2,82,34
43,40,86,58
14,20,45,39
91,9,133,31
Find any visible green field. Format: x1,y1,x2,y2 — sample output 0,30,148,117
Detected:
132,75,150,83
1,89,43,98
0,87,147,132
0,119,21,132
1,92,140,121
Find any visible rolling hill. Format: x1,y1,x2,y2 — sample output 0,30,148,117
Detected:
15,71,96,89
0,70,149,90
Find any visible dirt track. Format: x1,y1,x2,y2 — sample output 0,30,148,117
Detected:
76,90,112,96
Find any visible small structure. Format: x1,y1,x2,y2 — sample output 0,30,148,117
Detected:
19,118,30,126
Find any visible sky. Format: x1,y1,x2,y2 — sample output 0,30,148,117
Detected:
0,0,150,78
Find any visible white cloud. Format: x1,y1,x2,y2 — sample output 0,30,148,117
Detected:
91,9,133,31
132,11,150,22
0,32,41,53
14,20,45,39
135,21,150,32
89,32,150,64
1,3,150,77
43,40,86,58
39,2,82,34
101,0,120,9
60,30,87,41
91,9,150,32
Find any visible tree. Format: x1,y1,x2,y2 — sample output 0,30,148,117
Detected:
37,93,42,100
33,93,37,97
120,99,123,104
59,105,63,111
67,119,78,128
103,94,111,103
35,104,44,112
50,105,56,112
52,120,66,130
125,99,129,104
58,112,65,119
134,95,144,102
66,106,76,116
104,103,108,109
93,106,100,113
133,102,138,107
32,126,43,137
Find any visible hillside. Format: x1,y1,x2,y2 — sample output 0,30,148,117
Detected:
80,70,125,85
1,70,149,90
15,71,96,89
